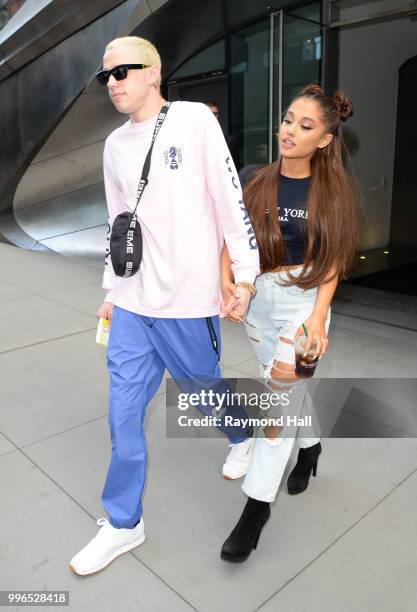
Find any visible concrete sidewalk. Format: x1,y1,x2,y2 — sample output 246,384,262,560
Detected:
1,242,417,612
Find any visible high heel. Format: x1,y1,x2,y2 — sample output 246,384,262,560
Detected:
287,442,321,495
221,497,270,563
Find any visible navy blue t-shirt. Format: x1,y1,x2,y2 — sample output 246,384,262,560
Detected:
239,165,310,265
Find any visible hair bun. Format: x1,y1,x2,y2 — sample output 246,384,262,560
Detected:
300,83,324,97
333,91,353,121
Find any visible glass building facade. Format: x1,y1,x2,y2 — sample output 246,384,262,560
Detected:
167,1,322,166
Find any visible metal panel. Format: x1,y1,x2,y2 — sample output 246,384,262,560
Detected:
15,183,107,241
0,0,128,80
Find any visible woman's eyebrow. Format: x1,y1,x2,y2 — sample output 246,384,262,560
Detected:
284,111,316,124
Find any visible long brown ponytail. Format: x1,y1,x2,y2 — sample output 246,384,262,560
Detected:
243,83,358,289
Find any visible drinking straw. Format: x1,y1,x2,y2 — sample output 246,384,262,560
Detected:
302,323,308,337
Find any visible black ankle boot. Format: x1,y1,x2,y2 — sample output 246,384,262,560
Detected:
287,442,321,495
221,497,271,563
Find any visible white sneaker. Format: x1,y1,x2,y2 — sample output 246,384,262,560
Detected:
222,438,254,480
69,517,145,576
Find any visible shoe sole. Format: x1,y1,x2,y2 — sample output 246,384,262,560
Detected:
69,534,146,576
220,551,251,563
287,486,308,495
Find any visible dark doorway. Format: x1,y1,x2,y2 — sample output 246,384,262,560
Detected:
167,75,242,170
167,76,229,134
390,55,417,250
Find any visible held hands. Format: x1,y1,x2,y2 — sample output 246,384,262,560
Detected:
296,312,329,358
96,302,113,321
220,279,251,323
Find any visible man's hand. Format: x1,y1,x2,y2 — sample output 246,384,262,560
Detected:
221,278,237,306
96,302,113,321
220,284,251,323
220,279,238,318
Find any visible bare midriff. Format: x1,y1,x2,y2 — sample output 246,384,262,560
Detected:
267,262,305,273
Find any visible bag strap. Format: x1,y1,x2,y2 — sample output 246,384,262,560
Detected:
132,101,172,216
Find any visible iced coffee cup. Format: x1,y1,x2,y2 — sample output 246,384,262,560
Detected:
294,335,319,378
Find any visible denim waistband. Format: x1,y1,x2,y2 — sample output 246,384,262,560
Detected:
256,265,309,283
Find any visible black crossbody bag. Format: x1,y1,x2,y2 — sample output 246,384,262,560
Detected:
110,101,171,278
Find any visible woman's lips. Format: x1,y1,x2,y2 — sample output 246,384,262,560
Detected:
111,93,125,100
280,138,296,149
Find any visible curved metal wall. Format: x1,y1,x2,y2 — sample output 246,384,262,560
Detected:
12,76,125,265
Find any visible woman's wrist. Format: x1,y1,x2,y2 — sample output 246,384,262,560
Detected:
312,305,329,320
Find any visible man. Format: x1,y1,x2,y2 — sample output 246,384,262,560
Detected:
205,100,242,171
69,36,259,576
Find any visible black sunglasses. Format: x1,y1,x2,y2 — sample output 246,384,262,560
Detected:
96,63,151,85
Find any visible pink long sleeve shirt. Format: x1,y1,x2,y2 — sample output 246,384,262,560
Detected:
102,101,259,318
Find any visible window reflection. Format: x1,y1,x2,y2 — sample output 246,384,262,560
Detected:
230,19,270,166
0,0,26,31
169,39,225,80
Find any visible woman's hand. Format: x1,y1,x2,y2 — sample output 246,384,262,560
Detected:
296,311,329,357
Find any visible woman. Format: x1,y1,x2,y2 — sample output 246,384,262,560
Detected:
220,84,358,562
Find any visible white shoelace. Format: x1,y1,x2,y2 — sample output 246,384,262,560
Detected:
95,517,113,537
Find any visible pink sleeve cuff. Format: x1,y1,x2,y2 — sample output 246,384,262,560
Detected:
104,290,115,303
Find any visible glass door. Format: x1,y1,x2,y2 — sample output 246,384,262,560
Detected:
229,3,322,165
271,4,322,161
230,18,272,167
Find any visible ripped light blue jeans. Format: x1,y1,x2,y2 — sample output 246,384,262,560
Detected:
241,267,331,503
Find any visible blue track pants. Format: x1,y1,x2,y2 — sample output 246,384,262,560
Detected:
101,306,249,528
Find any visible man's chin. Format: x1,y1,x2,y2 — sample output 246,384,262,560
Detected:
113,105,133,116
111,98,131,112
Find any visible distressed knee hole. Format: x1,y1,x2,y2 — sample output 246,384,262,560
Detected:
279,335,293,346
264,358,301,392
271,360,296,379
264,424,283,439
263,423,284,445
248,336,260,343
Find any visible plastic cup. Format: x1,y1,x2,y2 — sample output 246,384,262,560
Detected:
294,335,319,378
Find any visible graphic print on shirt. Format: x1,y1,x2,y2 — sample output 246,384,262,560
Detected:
104,219,111,267
278,206,308,222
164,146,182,170
225,155,258,251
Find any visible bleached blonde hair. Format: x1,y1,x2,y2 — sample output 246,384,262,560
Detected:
105,36,162,87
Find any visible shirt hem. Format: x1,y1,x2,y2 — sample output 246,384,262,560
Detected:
112,298,220,319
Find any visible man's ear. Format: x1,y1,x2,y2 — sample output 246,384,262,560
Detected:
148,65,161,87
